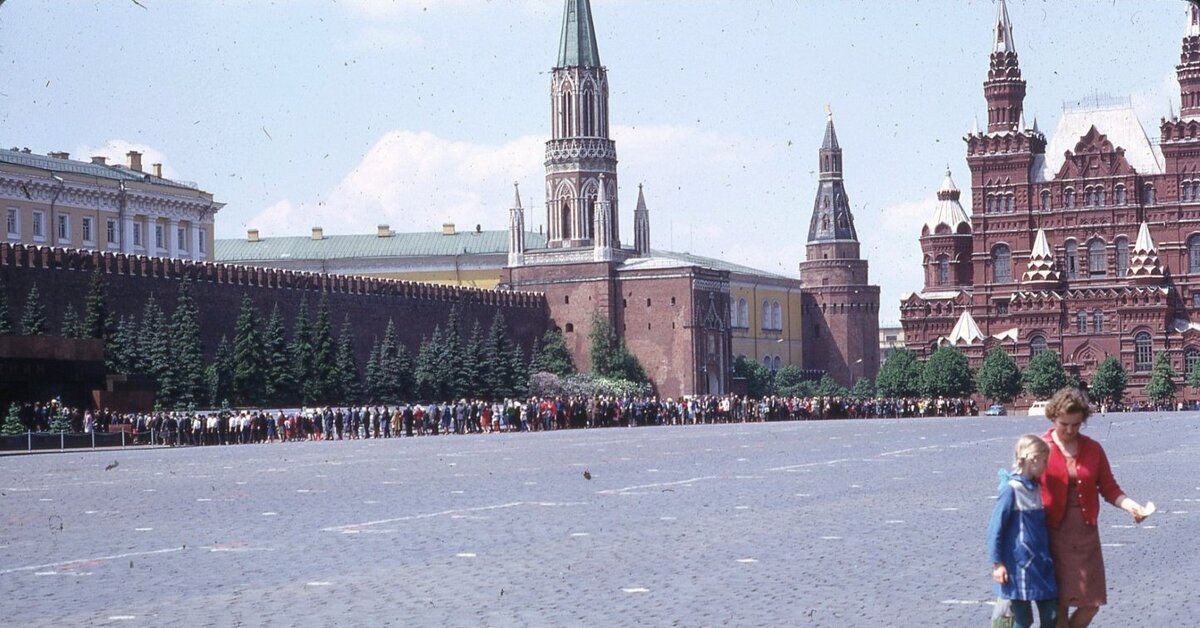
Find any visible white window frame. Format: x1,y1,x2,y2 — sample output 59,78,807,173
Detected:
81,216,94,245
198,228,206,255
5,207,18,239
57,213,70,244
32,210,45,241
177,227,187,252
106,219,119,248
132,220,143,248
155,224,165,250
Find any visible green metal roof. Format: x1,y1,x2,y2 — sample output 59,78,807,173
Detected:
649,249,791,280
215,230,548,262
557,0,601,67
0,148,200,190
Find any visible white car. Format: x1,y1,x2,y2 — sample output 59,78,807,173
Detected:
1028,400,1048,416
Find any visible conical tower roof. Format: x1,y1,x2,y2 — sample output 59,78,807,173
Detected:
807,112,858,243
512,182,522,209
947,309,985,345
557,0,601,68
993,0,1016,54
924,169,971,234
1022,229,1060,286
1128,222,1165,283
821,109,840,151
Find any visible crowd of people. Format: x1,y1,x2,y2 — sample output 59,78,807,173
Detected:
6,394,981,447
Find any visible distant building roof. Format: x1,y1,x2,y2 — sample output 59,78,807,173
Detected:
0,147,200,190
1037,100,1163,181
216,229,549,262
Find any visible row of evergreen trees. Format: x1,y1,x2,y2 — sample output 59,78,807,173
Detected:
0,271,543,409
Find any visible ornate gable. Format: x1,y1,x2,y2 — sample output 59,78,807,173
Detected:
1055,125,1138,179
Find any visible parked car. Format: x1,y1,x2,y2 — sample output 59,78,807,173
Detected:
985,404,1006,416
1028,400,1048,416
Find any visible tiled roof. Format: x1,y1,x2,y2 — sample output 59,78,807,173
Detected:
0,148,200,190
216,230,549,262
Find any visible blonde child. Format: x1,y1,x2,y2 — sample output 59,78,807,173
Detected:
987,434,1058,628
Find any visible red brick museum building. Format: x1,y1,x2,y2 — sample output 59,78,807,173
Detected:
901,2,1200,401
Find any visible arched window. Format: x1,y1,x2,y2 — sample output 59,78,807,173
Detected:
761,300,770,330
1085,188,1096,207
1092,309,1103,334
1040,190,1051,211
1004,195,1013,212
986,194,995,213
993,244,1012,283
1088,239,1106,278
1076,311,1087,334
1143,183,1155,206
1189,234,1200,274
1030,335,1048,356
738,298,749,328
1186,347,1200,377
772,356,782,371
1097,188,1106,206
1115,185,1127,206
763,356,772,369
1064,188,1075,208
1115,236,1129,277
1064,240,1078,280
1185,182,1194,203
771,301,782,331
937,255,950,287
1134,332,1153,372
560,200,572,240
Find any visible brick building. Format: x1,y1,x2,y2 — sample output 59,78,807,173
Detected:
900,1,1200,401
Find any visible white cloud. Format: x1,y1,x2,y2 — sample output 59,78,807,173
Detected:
861,199,929,325
71,139,178,179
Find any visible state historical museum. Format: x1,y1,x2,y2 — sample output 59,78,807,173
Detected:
901,2,1200,401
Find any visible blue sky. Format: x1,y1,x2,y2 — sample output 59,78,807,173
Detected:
0,1,1189,324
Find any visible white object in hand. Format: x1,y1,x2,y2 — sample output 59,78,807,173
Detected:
1142,501,1157,518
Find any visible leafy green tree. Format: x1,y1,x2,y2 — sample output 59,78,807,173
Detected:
0,276,13,335
774,365,806,391
609,340,648,383
850,377,876,400
333,316,361,403
83,269,113,340
921,346,973,397
170,281,206,407
816,373,849,397
1091,356,1129,407
262,303,294,405
976,347,1022,403
1022,351,1070,400
2,403,25,435
20,284,47,336
309,294,337,403
534,328,575,377
733,355,774,398
232,294,266,405
289,295,314,402
60,304,82,339
206,335,235,408
875,348,924,398
1144,351,1178,406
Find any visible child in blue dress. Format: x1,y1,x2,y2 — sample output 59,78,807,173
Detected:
987,434,1058,628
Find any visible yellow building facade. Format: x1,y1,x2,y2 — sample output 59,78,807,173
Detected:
728,274,806,372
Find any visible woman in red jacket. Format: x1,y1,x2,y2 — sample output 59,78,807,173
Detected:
1040,387,1149,628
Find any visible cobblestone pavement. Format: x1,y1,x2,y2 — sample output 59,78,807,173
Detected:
1,413,1195,627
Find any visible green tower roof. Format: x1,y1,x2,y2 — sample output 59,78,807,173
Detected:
557,0,601,68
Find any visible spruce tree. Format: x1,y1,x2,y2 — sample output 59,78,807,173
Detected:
462,320,486,398
310,294,337,404
415,326,447,401
83,269,112,340
232,293,266,405
2,402,25,436
289,295,314,403
262,303,294,405
170,281,206,407
0,275,13,335
534,328,575,377
49,405,72,433
333,316,361,403
141,294,178,404
442,304,465,398
60,304,81,339
106,315,137,374
375,319,414,401
20,284,47,336
206,335,235,408
365,339,382,402
482,312,509,399
505,338,529,398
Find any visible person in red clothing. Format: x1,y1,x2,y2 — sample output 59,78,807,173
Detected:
1039,387,1149,628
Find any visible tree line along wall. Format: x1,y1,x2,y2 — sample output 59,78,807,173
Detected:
0,244,549,373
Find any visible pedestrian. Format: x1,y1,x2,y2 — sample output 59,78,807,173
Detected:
988,434,1057,628
1040,387,1151,628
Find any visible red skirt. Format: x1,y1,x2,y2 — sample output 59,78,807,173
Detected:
1048,484,1107,607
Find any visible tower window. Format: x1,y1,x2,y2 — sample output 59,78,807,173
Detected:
1115,185,1127,206
1116,236,1129,277
1064,240,1078,280
1087,239,1106,278
992,244,1012,283
565,323,574,333
1134,332,1152,372
1064,189,1075,209
1040,190,1051,211
936,255,950,287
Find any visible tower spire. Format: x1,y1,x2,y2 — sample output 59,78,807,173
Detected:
984,0,1026,133
508,182,526,267
1179,2,1200,119
808,111,857,243
634,183,650,256
819,107,843,179
557,0,601,68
